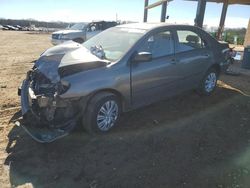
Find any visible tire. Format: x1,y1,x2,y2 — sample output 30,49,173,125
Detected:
82,92,121,134
73,38,84,44
197,68,218,96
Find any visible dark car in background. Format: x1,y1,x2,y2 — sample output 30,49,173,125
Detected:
14,25,22,30
3,25,18,30
19,23,231,143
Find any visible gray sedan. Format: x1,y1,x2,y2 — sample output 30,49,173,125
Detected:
19,23,231,142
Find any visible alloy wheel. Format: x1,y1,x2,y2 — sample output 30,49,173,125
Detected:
205,72,217,93
96,100,119,131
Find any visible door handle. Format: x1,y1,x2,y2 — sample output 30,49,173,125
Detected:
170,58,177,64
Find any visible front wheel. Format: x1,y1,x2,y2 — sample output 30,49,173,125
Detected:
197,68,218,96
82,92,121,134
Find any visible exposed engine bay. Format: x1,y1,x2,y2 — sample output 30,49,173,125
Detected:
28,68,79,129
18,41,109,142
18,68,81,143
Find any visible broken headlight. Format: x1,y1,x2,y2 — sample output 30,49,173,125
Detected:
58,80,70,94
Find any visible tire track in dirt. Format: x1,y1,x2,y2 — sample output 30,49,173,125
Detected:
0,107,21,117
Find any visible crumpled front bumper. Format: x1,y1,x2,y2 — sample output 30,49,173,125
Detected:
18,78,76,143
20,79,30,116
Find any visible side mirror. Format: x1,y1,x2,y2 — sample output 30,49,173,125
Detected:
133,52,152,63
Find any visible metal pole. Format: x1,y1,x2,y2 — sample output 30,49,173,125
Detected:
217,0,228,40
143,0,149,22
194,0,207,28
161,1,168,22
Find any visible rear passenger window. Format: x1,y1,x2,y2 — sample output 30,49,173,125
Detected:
176,30,206,53
139,31,174,58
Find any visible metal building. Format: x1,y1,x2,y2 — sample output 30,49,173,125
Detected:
143,0,250,41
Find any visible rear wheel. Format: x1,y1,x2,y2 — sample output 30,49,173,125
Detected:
82,92,121,134
197,68,218,96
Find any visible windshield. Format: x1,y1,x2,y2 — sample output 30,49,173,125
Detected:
82,27,146,61
69,23,87,30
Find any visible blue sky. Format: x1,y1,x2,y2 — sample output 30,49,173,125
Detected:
0,0,249,28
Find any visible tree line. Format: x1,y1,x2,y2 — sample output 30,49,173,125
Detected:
0,18,71,28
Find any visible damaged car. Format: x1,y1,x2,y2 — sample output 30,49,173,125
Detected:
18,23,231,143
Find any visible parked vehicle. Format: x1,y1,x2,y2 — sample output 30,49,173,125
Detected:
3,25,18,30
51,21,117,45
2,26,9,30
14,25,23,30
18,23,231,143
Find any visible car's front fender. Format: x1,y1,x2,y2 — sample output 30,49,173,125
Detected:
59,64,131,106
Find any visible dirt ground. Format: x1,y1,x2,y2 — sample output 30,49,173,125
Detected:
0,30,250,188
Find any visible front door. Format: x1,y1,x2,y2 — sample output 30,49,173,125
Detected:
131,29,182,108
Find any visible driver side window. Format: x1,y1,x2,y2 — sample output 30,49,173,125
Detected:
138,30,174,58
87,25,96,32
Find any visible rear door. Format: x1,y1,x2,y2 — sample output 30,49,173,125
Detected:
174,27,212,89
131,29,182,108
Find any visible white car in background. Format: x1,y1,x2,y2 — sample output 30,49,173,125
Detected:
51,21,117,45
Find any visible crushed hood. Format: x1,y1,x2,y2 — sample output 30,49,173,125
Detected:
35,41,109,83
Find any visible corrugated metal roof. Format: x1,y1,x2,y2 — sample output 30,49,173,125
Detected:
117,23,169,30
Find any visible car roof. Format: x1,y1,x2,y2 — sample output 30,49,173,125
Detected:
116,23,194,31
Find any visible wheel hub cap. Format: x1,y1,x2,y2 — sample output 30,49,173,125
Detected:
205,72,217,93
97,100,118,131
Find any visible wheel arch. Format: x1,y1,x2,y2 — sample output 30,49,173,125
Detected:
210,63,221,76
84,88,126,113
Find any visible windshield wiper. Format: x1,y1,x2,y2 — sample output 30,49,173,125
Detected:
90,45,106,60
